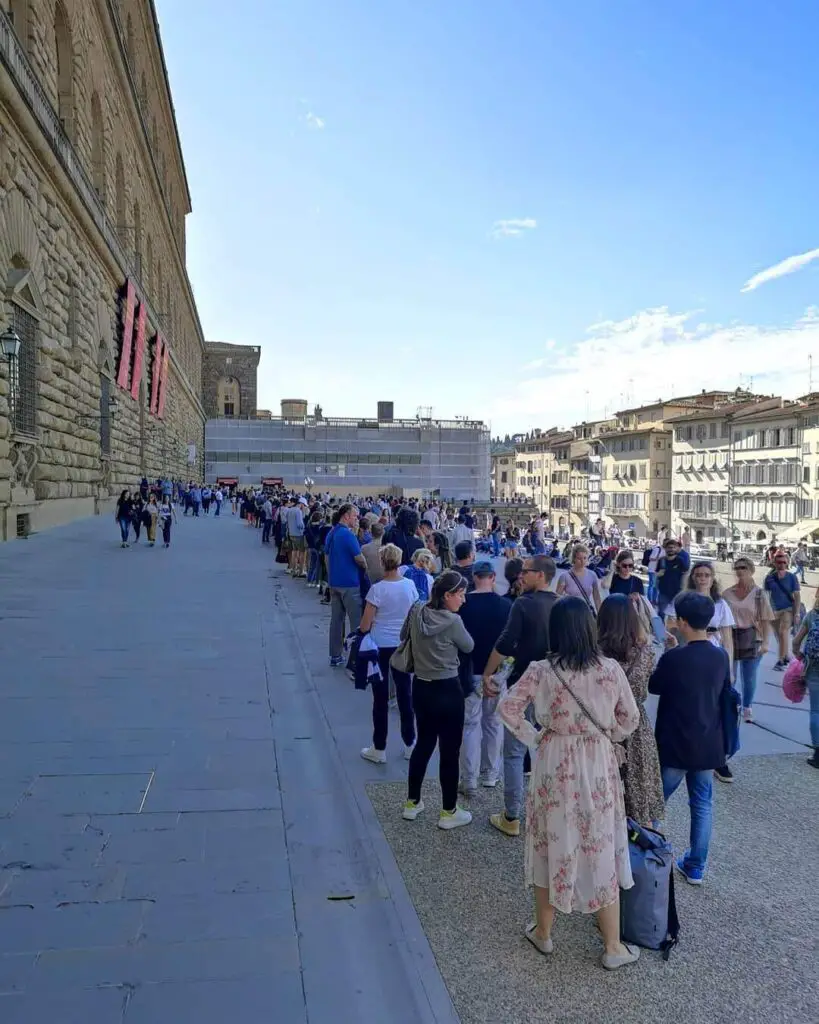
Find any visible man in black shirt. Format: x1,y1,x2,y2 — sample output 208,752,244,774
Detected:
458,562,512,795
454,540,476,592
482,555,558,836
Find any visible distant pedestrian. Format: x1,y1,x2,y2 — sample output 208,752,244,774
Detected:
159,497,176,547
144,494,159,546
115,489,133,548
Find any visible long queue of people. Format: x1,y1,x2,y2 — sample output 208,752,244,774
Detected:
261,491,818,972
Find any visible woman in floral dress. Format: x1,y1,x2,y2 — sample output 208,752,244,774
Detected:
498,597,641,970
598,595,665,826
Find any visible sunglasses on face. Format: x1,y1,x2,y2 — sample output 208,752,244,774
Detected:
619,563,634,569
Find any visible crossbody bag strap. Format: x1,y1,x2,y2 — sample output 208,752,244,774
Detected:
569,569,596,613
551,662,614,744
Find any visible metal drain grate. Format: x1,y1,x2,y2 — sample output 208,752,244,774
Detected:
16,513,30,538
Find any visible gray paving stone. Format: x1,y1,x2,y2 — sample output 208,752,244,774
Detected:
139,889,297,944
139,786,281,813
0,954,37,994
0,899,148,953
123,974,306,1024
121,857,291,899
17,773,153,816
1,988,127,1024
0,866,127,907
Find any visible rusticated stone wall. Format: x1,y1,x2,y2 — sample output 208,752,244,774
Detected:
0,0,206,539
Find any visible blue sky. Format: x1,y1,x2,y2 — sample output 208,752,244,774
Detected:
157,0,819,434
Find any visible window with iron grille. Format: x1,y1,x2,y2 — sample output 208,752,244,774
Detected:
100,375,111,455
11,304,36,436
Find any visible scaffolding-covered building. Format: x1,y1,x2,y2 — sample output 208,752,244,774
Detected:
205,401,490,499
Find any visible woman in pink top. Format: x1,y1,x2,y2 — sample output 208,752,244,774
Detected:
556,544,602,612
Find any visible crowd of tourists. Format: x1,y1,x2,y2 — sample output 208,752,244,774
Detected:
257,488,818,971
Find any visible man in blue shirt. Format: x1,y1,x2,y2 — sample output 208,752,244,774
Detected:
325,503,367,666
655,538,690,616
764,551,800,669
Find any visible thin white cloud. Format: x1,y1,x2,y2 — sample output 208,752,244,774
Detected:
490,218,536,239
486,306,819,434
306,111,325,130
740,247,819,293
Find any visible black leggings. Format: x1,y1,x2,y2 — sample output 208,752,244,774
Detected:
407,677,464,811
372,648,414,751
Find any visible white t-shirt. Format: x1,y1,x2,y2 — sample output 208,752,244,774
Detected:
646,544,663,573
366,577,419,648
666,597,735,647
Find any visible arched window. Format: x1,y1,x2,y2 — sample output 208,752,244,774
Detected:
54,1,75,141
9,1,30,52
133,199,142,280
90,92,106,201
114,152,126,235
6,253,42,437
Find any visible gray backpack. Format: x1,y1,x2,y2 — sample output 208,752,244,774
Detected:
620,820,680,958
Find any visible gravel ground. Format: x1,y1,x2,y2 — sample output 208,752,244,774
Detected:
367,754,817,1024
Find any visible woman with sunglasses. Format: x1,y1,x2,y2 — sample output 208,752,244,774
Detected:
401,571,475,829
721,558,775,781
681,562,735,654
608,550,644,597
764,549,801,670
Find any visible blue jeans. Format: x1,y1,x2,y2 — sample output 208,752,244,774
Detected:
647,571,658,604
117,517,130,543
307,548,320,583
734,656,761,710
661,767,713,873
491,532,501,557
806,669,819,747
503,705,535,819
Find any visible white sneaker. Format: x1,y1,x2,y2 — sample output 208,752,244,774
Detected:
480,777,499,788
403,744,414,760
360,746,386,764
438,807,472,830
402,799,424,820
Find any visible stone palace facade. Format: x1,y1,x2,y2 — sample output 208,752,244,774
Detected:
0,0,205,540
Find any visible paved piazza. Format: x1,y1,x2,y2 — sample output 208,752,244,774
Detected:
0,514,815,1023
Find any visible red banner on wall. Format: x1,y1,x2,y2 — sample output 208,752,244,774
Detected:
129,301,147,400
116,279,136,390
150,333,165,414
156,346,170,419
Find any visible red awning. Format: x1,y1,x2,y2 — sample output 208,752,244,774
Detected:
262,477,283,486
217,477,238,485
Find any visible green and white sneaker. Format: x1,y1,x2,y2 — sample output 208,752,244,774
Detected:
402,799,425,821
438,807,472,830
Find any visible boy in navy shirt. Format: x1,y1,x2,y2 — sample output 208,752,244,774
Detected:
649,591,732,885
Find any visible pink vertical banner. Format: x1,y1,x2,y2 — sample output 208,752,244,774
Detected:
149,333,164,414
156,346,170,419
116,279,136,391
129,301,147,400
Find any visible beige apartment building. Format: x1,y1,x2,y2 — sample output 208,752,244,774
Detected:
514,429,556,511
669,394,767,545
597,394,738,538
728,400,808,549
490,439,518,500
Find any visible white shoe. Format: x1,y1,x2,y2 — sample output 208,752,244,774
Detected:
403,744,414,760
402,799,424,820
458,782,478,799
601,943,640,971
480,777,499,788
360,746,386,764
438,807,472,830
